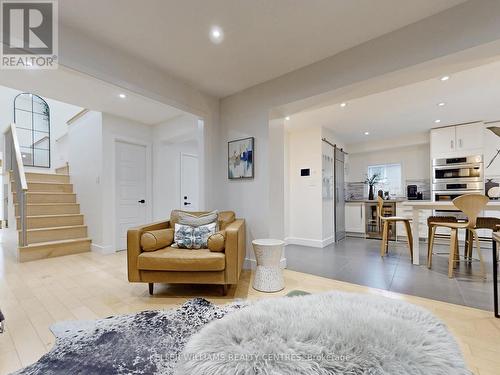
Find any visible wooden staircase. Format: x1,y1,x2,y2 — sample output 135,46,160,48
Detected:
13,169,91,262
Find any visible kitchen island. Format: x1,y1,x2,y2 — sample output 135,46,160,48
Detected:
402,200,500,265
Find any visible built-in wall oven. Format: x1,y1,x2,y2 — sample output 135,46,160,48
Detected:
432,155,484,202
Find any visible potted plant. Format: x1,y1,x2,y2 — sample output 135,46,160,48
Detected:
364,173,381,200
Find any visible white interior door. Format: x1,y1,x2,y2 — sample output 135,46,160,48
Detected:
180,153,199,211
116,141,147,250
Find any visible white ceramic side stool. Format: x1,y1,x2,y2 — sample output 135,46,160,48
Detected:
252,239,285,292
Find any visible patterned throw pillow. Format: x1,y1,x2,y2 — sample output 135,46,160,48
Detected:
174,222,217,249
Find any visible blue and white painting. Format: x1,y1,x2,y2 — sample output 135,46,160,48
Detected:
228,137,254,179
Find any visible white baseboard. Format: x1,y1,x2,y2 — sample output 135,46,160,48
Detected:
91,243,114,255
285,236,333,248
244,257,287,270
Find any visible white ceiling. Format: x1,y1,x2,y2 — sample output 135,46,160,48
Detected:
59,0,465,97
287,59,500,145
0,67,186,125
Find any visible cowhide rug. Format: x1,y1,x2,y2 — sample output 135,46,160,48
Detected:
13,298,245,375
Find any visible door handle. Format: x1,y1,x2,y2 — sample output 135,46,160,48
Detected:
184,202,191,206
138,199,145,204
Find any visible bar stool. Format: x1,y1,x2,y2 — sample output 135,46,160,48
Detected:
464,217,500,260
426,216,458,269
377,197,413,262
428,194,488,278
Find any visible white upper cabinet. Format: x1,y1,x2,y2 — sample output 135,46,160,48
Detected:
430,126,455,156
456,123,483,152
430,122,484,158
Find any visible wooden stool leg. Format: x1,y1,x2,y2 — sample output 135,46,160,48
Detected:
464,229,469,260
467,229,473,261
380,220,388,257
403,220,413,262
448,229,458,278
427,226,436,269
473,230,486,279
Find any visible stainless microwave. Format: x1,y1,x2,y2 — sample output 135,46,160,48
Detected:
432,155,483,184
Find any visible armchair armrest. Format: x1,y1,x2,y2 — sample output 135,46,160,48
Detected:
224,219,245,284
127,220,170,281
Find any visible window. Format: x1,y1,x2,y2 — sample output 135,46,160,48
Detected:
14,93,50,168
367,163,402,196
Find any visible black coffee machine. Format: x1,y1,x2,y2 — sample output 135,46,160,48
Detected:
407,185,423,200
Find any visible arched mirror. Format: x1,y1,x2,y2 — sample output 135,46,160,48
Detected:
14,93,50,168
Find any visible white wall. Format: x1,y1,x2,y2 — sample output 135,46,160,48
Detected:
66,111,104,248
286,127,322,244
346,143,431,184
152,114,203,220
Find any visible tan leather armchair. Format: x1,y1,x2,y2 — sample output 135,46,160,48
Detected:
127,211,245,295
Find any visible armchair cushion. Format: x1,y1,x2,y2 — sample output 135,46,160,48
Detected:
137,247,225,271
207,230,226,252
140,228,174,252
170,210,218,228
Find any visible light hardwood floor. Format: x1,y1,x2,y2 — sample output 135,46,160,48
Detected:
0,230,499,375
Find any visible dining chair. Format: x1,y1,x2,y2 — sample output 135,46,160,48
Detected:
377,196,413,262
427,194,488,278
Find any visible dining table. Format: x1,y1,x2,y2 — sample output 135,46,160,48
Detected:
402,200,500,266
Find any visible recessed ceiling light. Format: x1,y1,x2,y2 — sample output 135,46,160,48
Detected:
440,76,450,81
435,119,441,123
438,102,446,107
340,102,347,108
209,26,224,44
285,116,290,121
119,93,126,99
364,131,370,135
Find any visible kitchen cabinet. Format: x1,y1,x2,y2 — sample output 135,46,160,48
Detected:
345,202,365,234
456,123,483,152
431,126,456,156
430,122,484,158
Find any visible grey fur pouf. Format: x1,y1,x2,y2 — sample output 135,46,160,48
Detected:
175,291,471,375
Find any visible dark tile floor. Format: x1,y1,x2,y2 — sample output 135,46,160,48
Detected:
285,237,496,311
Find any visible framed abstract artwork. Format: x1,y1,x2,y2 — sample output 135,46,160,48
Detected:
228,137,254,179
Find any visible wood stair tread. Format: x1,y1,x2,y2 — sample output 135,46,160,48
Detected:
16,213,82,219
26,172,69,176
24,182,72,185
20,225,87,232
19,237,91,248
16,203,78,205
14,192,75,195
